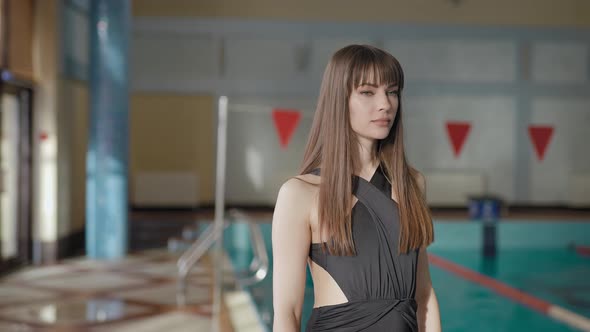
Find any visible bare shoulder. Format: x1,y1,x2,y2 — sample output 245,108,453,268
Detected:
280,173,320,194
276,175,319,203
273,175,320,224
412,169,426,195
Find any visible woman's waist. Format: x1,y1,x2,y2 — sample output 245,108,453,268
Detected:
307,298,418,332
312,297,416,312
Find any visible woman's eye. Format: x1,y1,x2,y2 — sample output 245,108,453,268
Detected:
387,90,399,96
360,91,374,96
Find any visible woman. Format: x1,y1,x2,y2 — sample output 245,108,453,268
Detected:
272,44,441,332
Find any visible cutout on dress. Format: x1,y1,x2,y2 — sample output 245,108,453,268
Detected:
308,259,349,308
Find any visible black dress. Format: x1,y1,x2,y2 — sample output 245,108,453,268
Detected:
306,166,420,332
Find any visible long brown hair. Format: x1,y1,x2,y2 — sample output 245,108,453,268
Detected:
300,44,434,255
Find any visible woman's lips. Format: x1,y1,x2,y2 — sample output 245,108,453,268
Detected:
372,119,391,126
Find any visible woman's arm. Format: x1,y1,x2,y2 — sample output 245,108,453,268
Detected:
414,171,442,331
416,247,442,332
272,178,313,332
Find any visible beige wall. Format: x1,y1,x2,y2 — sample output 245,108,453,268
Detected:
5,0,34,80
130,94,215,205
32,0,61,262
59,90,216,233
54,89,216,237
132,0,590,27
60,80,88,235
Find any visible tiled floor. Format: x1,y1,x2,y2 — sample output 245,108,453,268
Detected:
0,250,237,331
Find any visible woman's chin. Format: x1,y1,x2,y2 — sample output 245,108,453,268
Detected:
372,130,391,140
356,129,392,141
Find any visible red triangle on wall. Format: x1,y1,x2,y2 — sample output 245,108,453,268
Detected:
528,125,554,161
272,109,301,149
445,121,472,158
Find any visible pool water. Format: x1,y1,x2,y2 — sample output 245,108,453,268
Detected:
223,221,590,331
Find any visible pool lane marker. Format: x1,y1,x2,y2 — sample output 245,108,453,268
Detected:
428,253,590,332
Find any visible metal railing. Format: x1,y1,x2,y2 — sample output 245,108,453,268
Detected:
176,220,228,306
175,96,270,331
176,209,269,306
229,209,269,287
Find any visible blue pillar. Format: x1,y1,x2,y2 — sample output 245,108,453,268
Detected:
87,0,130,259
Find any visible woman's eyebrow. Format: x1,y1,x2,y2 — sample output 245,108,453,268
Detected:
358,82,378,87
357,83,399,89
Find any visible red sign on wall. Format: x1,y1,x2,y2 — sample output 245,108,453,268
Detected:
272,109,301,149
528,125,554,161
446,121,472,158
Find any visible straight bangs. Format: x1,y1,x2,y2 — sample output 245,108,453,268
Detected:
348,47,405,92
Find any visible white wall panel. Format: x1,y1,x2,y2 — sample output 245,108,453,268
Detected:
225,39,306,80
225,98,315,204
404,95,516,200
532,42,588,84
384,40,517,83
310,39,378,81
131,34,219,86
129,18,590,205
530,98,590,203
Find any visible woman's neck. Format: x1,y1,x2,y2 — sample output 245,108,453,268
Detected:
356,137,379,177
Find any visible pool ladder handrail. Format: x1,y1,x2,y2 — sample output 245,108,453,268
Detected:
229,209,269,287
176,208,269,305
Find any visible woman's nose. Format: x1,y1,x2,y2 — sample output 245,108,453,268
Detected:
377,92,392,112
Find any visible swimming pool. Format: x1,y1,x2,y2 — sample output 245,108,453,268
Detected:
223,220,590,331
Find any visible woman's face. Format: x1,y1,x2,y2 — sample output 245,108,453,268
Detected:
348,83,399,142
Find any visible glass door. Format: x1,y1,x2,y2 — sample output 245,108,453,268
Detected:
0,84,32,273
